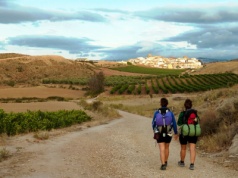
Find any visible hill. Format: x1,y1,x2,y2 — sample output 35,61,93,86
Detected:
0,53,96,86
193,61,238,74
1,53,238,88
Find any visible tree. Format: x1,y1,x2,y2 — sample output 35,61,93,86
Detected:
87,71,105,95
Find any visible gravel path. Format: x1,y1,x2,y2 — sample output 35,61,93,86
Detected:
0,110,237,178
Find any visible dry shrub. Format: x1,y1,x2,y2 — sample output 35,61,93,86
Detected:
79,100,103,111
0,134,7,146
91,101,103,111
200,108,221,136
198,135,217,152
87,71,105,96
34,131,50,140
100,104,121,118
80,100,120,119
109,103,124,109
217,102,237,125
79,99,88,108
199,100,238,152
234,100,238,110
0,148,10,162
199,123,237,152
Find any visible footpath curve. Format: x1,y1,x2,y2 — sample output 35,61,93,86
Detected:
0,110,237,178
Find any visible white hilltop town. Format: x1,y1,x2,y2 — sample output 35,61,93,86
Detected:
127,54,203,69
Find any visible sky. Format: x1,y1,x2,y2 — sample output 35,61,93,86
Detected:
0,0,238,62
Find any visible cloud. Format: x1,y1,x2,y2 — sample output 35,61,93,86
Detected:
7,35,104,54
134,6,238,24
0,0,18,6
98,42,168,60
0,0,107,24
98,36,238,61
92,8,128,14
164,25,238,49
1,1,237,61
0,41,5,50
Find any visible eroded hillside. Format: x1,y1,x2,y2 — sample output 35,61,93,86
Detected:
0,53,96,86
193,61,238,74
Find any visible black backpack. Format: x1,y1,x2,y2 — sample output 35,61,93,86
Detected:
181,109,201,137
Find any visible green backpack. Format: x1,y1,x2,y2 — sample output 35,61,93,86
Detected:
181,109,201,137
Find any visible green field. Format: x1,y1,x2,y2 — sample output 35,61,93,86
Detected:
110,65,186,75
109,73,238,94
42,64,238,95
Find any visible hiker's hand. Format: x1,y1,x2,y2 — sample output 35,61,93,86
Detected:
153,133,159,140
174,134,178,140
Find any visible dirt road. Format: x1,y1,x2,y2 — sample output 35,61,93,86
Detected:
0,111,237,178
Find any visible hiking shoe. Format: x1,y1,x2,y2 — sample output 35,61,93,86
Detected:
189,164,194,170
178,161,185,167
160,164,166,170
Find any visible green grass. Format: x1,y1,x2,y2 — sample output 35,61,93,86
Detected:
110,65,186,75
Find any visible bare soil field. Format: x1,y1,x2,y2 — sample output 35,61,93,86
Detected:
0,86,84,99
0,86,86,113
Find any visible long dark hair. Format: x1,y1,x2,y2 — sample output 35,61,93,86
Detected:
184,99,192,110
160,98,168,107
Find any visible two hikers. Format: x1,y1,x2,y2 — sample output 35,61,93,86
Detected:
152,98,178,170
152,98,200,170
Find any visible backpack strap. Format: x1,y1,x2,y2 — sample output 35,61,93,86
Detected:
158,107,170,114
182,111,186,124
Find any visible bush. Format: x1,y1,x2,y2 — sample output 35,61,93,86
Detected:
91,101,103,111
87,71,105,96
0,109,91,136
217,103,237,125
200,109,221,136
0,148,10,162
34,131,50,140
5,81,15,87
199,99,238,152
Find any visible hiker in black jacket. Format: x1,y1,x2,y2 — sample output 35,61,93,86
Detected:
177,99,199,170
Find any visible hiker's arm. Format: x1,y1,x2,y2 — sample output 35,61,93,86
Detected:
152,111,157,130
171,113,178,134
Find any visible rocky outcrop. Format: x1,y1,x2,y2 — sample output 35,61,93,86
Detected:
229,134,238,156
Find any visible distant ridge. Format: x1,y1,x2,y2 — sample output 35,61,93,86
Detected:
0,53,29,59
197,57,230,63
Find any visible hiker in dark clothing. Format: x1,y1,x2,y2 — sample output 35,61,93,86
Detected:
177,98,199,170
152,98,178,170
